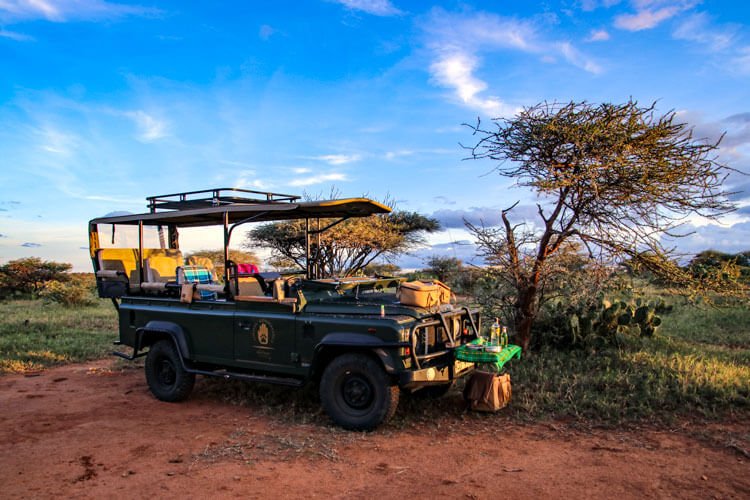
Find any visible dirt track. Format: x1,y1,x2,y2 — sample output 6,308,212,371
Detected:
1,359,748,499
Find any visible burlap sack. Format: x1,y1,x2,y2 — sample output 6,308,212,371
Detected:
464,371,512,412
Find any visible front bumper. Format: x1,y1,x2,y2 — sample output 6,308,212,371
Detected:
399,357,475,389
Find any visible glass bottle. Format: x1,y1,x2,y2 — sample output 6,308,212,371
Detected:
501,326,508,346
490,318,500,346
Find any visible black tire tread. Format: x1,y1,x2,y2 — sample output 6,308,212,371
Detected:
320,353,399,431
144,339,195,402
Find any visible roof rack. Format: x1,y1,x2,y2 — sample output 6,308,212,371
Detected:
146,188,301,212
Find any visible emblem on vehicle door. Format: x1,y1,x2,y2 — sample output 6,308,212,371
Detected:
253,320,274,345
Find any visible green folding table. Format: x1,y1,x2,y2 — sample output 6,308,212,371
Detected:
455,339,522,372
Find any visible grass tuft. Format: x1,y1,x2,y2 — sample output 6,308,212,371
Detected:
0,299,117,374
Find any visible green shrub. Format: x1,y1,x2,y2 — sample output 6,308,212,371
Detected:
39,277,95,307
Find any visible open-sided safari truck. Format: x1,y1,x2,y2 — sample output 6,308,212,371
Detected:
89,188,480,430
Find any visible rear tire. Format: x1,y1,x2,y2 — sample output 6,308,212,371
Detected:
145,340,195,402
320,353,399,431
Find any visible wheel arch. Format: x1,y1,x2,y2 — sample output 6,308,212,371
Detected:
310,333,401,383
136,321,192,360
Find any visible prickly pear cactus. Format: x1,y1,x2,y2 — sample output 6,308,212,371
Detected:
633,304,662,337
566,295,666,344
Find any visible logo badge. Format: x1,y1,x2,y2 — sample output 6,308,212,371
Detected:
253,320,274,345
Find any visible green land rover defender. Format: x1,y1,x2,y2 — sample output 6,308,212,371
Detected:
90,188,479,430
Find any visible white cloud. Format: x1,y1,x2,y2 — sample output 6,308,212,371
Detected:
36,126,78,156
384,150,413,160
0,0,160,23
557,42,603,73
218,160,255,169
288,173,348,187
423,9,539,53
578,0,623,11
235,171,271,190
125,110,168,142
673,12,737,51
293,167,311,174
330,0,402,16
732,47,750,75
614,1,696,31
662,221,750,255
430,52,518,117
0,27,33,40
259,24,275,40
84,195,141,203
301,154,361,165
614,7,677,31
586,29,610,42
423,9,602,117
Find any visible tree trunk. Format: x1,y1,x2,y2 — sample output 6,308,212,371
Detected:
514,285,537,351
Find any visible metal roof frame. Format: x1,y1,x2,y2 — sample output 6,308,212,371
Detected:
89,198,392,227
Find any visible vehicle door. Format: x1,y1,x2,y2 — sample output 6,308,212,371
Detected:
233,299,302,375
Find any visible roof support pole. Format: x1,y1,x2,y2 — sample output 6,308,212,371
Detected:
223,211,230,285
138,220,144,284
305,218,311,280
316,218,321,279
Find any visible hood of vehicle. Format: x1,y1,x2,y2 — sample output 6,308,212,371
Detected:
301,295,438,320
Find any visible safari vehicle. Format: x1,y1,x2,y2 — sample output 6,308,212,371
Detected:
89,188,480,430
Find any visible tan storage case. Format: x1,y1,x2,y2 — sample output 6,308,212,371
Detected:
421,279,455,305
398,281,441,309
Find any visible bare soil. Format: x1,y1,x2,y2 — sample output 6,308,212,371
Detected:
1,359,748,499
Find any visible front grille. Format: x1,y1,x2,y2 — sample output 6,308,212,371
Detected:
409,308,480,368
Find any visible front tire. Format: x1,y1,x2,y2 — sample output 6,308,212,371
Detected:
320,353,399,431
145,340,195,402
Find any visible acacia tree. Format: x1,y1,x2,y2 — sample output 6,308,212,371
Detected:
0,257,71,295
427,256,462,284
246,211,439,278
465,100,738,350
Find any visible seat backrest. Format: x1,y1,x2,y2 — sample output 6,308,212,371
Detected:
145,256,180,282
142,248,184,265
141,249,183,283
97,248,140,284
272,279,285,300
186,256,216,280
237,276,264,296
177,265,217,300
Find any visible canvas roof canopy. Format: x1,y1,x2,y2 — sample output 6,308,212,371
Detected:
89,198,392,228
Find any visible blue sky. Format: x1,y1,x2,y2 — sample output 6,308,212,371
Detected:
1,0,749,271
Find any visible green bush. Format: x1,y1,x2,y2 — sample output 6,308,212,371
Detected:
39,277,95,307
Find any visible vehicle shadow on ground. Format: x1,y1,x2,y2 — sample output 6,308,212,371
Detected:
194,376,490,431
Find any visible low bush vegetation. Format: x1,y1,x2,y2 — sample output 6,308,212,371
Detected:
39,273,97,307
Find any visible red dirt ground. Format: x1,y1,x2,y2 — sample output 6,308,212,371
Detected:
1,359,748,499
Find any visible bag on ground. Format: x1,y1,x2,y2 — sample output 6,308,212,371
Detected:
464,371,511,412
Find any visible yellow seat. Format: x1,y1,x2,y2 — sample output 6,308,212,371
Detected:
145,255,183,282
96,248,140,286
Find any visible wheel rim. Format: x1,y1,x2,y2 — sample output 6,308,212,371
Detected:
341,375,374,410
156,357,177,387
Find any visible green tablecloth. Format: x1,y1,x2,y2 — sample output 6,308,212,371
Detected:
455,340,522,372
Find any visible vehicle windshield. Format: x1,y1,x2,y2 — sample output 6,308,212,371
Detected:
299,277,403,303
